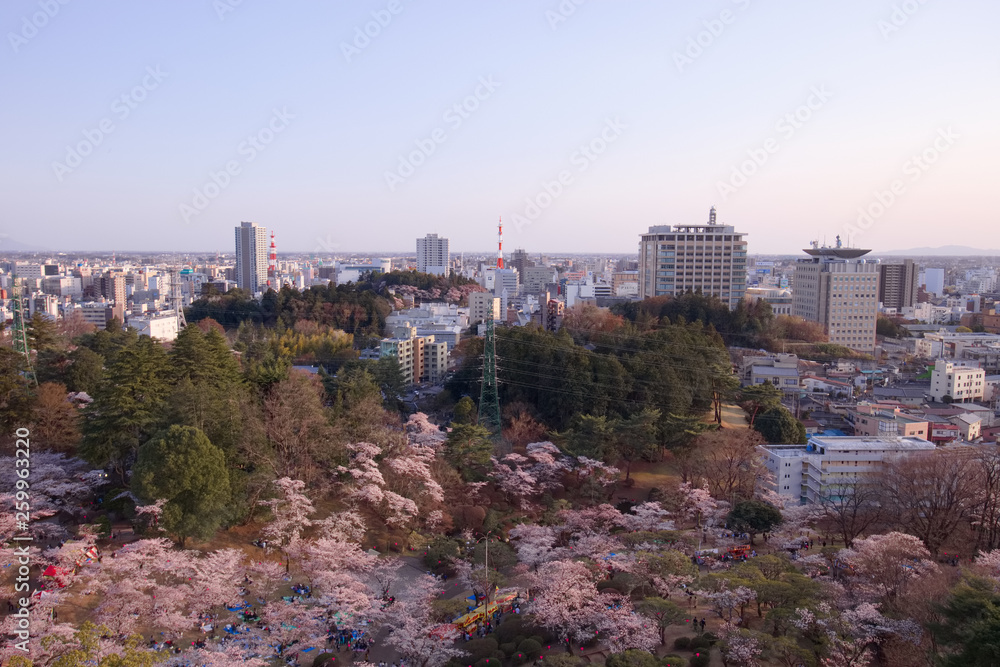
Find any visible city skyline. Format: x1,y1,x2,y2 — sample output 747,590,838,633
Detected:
3,1,999,254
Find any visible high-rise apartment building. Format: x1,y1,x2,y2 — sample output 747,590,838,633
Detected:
416,233,449,276
879,260,918,311
638,207,747,308
235,221,268,293
792,240,880,353
98,272,127,306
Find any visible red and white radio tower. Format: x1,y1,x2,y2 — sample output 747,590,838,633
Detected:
267,231,277,287
497,217,504,269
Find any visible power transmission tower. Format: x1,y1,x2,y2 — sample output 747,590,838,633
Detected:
477,311,502,440
168,268,187,329
10,274,37,385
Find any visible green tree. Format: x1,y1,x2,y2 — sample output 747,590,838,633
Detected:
727,500,783,546
558,414,616,461
932,575,1000,666
66,347,105,394
79,336,170,477
444,424,494,480
613,408,662,480
738,383,783,428
452,395,478,425
0,347,34,431
754,406,807,444
131,425,231,546
636,597,686,645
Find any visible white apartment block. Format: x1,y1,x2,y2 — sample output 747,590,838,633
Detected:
793,242,879,354
638,207,748,308
930,358,985,403
761,435,935,504
416,234,450,276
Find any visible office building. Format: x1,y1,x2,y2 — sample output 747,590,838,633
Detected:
30,293,59,320
416,234,450,276
469,292,500,325
611,271,639,297
879,260,919,311
521,266,558,295
792,239,880,354
128,311,180,341
637,207,747,308
509,249,535,281
235,221,268,293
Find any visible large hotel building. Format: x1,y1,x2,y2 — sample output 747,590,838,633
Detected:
638,208,748,309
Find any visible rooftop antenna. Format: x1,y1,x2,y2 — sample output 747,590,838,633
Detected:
709,206,717,225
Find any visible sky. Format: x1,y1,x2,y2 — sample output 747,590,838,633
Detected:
1,0,998,255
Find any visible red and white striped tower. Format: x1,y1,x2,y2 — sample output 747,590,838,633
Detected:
497,217,504,269
267,232,277,287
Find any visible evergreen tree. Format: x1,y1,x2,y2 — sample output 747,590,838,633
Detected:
132,425,231,546
79,336,169,477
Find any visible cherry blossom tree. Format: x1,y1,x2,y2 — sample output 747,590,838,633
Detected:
297,536,378,622
258,477,315,553
510,524,559,569
839,532,937,604
405,412,447,447
718,623,763,667
528,560,607,652
679,482,717,528
596,593,660,654
975,549,1000,580
88,538,199,636
383,574,466,667
699,586,757,625
623,502,674,532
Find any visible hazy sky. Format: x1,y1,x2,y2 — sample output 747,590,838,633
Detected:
2,0,998,254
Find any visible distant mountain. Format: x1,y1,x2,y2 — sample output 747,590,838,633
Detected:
0,235,51,252
878,245,1000,256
